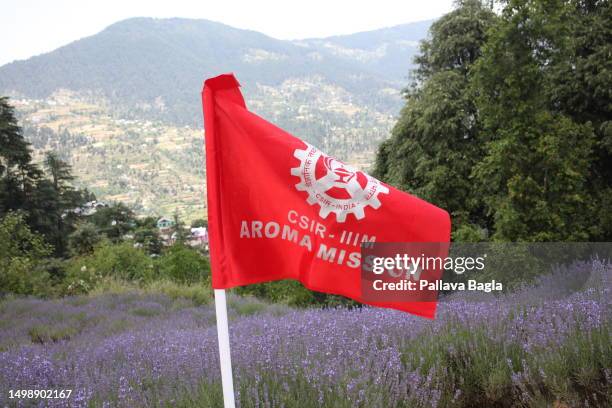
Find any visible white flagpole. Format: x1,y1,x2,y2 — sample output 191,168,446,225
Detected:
214,289,236,408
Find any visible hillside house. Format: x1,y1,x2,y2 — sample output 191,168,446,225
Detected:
156,217,174,231
68,200,108,217
189,227,208,249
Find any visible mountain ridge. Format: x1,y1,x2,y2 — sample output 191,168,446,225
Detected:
0,17,430,111
0,17,431,218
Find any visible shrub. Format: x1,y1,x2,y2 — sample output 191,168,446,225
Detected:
86,277,212,306
235,280,356,308
64,241,155,294
0,212,52,296
157,243,210,284
35,257,67,285
144,279,211,306
87,277,140,295
133,226,162,255
28,324,80,344
68,222,101,256
227,295,268,316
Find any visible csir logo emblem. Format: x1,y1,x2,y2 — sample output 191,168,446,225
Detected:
291,142,388,222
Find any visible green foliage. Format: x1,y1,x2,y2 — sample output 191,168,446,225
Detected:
172,209,188,243
400,321,611,407
0,212,52,296
413,0,497,78
37,151,87,256
374,1,497,238
234,280,357,308
547,0,612,241
88,278,212,306
157,243,210,284
1,97,89,257
64,241,155,294
44,152,74,189
89,203,136,242
25,152,87,257
28,324,80,344
375,0,611,242
471,0,601,241
190,218,207,228
132,216,163,254
144,279,211,306
227,295,269,317
34,257,68,286
68,222,101,256
0,97,42,215
133,226,162,255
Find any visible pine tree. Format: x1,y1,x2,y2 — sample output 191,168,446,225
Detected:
1,97,89,255
0,97,42,215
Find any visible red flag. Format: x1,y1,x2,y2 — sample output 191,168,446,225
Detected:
202,73,451,318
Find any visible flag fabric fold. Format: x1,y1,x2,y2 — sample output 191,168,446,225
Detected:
202,73,451,318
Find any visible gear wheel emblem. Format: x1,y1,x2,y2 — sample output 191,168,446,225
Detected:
291,142,389,222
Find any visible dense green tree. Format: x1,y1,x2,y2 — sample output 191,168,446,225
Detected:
375,0,610,242
0,97,42,217
546,0,612,239
38,152,86,255
472,0,599,241
69,222,101,256
190,218,208,228
134,217,163,255
90,202,136,242
374,0,497,240
0,212,51,296
135,216,158,230
64,241,156,293
1,98,87,254
35,257,68,286
412,0,497,80
44,152,74,191
172,209,188,243
158,243,209,284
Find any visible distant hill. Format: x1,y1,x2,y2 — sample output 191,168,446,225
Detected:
0,17,431,218
303,19,431,80
0,18,430,125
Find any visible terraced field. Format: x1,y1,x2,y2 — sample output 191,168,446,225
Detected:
13,80,395,221
15,91,207,221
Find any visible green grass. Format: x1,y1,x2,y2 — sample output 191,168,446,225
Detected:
89,277,212,306
28,324,81,344
227,295,269,317
129,307,163,317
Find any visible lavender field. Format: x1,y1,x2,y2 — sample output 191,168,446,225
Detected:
0,260,610,408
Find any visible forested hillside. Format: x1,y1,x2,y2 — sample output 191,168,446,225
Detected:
0,18,431,217
0,18,429,125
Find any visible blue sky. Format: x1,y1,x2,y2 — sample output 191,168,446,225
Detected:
0,0,453,66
